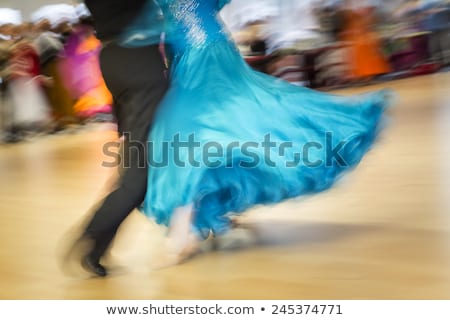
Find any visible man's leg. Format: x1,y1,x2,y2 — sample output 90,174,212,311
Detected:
72,44,168,276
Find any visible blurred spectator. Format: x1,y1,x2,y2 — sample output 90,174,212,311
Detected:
422,0,450,65
59,14,113,120
31,5,79,130
338,0,391,82
220,0,278,54
0,9,50,142
3,35,52,141
31,4,78,43
264,0,324,54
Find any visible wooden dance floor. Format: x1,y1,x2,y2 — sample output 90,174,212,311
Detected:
1,73,449,300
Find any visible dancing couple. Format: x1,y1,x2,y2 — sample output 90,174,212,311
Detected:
64,0,391,277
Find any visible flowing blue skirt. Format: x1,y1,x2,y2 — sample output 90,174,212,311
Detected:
142,40,392,238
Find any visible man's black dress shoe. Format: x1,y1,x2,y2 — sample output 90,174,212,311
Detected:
82,255,108,277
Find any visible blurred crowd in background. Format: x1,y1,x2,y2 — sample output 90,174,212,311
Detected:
0,4,112,143
0,0,449,143
221,0,450,86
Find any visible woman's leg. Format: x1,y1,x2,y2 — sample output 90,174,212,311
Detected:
159,204,200,266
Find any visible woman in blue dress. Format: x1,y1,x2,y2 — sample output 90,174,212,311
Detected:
142,0,392,262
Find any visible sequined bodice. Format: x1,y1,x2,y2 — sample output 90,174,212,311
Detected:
157,0,230,54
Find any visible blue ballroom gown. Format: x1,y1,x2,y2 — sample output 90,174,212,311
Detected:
142,0,392,238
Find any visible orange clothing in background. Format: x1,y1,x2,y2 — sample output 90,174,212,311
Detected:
340,8,391,79
72,34,112,117
60,28,112,119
